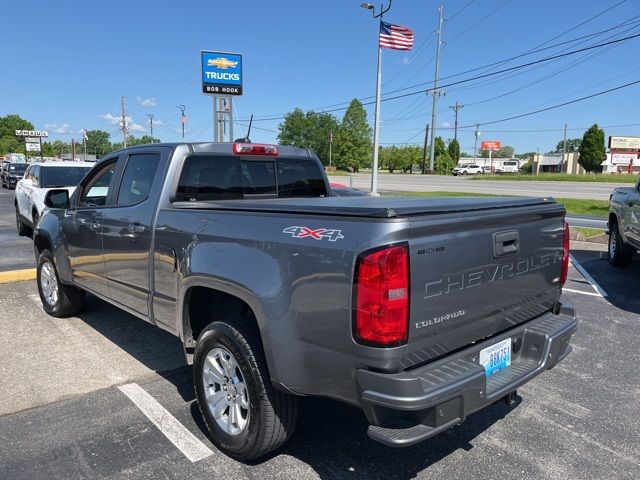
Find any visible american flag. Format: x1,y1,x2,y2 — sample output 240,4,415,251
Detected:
379,21,414,51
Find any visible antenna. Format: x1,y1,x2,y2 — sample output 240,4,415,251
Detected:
234,114,253,143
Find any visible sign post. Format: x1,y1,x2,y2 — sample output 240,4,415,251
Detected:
481,140,501,173
15,130,48,160
201,51,243,142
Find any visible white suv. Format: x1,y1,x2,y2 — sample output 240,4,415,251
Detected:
496,160,520,174
452,164,483,176
15,161,93,235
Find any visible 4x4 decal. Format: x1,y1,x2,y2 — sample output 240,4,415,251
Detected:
283,226,344,242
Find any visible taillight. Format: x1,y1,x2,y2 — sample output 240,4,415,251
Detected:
560,221,570,285
354,244,409,347
232,143,278,156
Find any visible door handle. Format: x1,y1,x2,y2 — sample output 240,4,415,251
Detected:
127,223,145,234
493,230,519,258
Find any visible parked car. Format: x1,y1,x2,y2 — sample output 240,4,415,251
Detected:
453,164,483,175
34,142,576,460
482,166,494,174
608,177,640,267
496,160,521,175
1,162,28,189
14,161,93,235
330,182,366,196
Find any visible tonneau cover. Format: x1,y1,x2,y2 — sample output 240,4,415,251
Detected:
171,195,556,218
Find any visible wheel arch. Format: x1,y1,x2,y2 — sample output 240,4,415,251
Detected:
179,277,280,385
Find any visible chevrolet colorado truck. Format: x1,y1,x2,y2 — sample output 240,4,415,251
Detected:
34,142,577,460
608,176,640,267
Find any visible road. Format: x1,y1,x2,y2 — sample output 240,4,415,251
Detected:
1,244,639,479
331,173,622,201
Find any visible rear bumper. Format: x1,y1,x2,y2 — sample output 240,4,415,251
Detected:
356,305,577,447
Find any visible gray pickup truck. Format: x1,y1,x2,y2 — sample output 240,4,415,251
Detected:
34,142,577,460
608,177,640,267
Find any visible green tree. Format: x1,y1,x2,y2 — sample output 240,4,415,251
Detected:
278,109,339,165
434,137,454,175
447,139,460,163
497,145,515,158
85,129,112,157
128,135,160,146
515,152,536,160
379,145,419,173
555,138,581,152
0,114,34,155
578,124,606,173
333,99,372,172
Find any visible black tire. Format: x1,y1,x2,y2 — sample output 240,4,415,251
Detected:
37,249,85,317
608,221,634,268
194,318,298,460
32,210,39,228
15,208,31,237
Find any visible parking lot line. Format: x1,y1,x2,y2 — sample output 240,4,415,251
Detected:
0,268,36,284
118,383,214,463
562,287,603,297
569,253,608,298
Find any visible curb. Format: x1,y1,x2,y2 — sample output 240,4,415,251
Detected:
0,268,37,284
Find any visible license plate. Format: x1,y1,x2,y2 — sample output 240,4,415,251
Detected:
479,338,511,377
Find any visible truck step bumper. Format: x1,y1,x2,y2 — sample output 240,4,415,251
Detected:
356,305,577,447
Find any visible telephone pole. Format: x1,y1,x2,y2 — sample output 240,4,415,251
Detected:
449,102,463,142
329,129,333,167
428,5,444,172
177,105,186,139
82,129,87,158
473,124,481,162
120,96,127,148
147,114,154,140
562,122,568,173
422,123,430,174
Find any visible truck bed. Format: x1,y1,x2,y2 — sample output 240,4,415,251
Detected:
171,195,556,218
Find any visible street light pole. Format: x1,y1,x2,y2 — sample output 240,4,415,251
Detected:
473,124,481,162
428,5,444,172
362,0,392,196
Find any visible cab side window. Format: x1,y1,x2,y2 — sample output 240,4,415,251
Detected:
116,153,160,206
78,161,117,207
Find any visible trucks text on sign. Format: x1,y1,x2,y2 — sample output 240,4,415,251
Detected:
201,51,243,96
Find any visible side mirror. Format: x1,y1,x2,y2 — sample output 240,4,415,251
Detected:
44,189,70,209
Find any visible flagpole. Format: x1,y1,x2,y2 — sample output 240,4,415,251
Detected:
362,0,393,196
371,33,382,196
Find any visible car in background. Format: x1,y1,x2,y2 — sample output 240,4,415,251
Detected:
496,160,521,174
15,161,93,235
608,177,640,267
482,166,494,174
452,164,483,176
2,162,28,189
330,182,366,196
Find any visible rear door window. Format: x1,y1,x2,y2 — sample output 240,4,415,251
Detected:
116,153,161,206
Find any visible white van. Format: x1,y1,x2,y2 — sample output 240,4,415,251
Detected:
497,159,520,174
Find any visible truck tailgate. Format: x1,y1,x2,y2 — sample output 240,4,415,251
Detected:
404,203,565,369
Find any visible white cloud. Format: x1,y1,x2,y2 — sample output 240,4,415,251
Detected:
136,96,157,107
399,56,412,65
44,123,71,134
100,113,147,133
442,121,451,128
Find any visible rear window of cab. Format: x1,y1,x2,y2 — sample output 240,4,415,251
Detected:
175,155,327,202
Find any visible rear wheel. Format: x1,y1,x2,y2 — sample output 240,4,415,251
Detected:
608,222,634,268
37,249,85,317
32,210,40,228
194,317,298,460
15,207,31,237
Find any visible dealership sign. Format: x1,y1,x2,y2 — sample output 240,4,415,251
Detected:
609,136,640,150
481,140,501,151
201,51,243,96
15,130,48,137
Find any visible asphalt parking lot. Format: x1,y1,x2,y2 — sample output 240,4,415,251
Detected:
0,187,34,271
0,192,639,479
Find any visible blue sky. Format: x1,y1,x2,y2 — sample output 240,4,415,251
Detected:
2,0,639,154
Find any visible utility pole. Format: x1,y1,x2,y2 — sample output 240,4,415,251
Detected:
422,123,430,174
473,124,481,162
329,129,333,167
449,102,463,142
82,129,87,159
562,122,567,173
120,96,127,148
428,5,444,172
71,138,76,160
147,114,154,140
178,105,186,139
